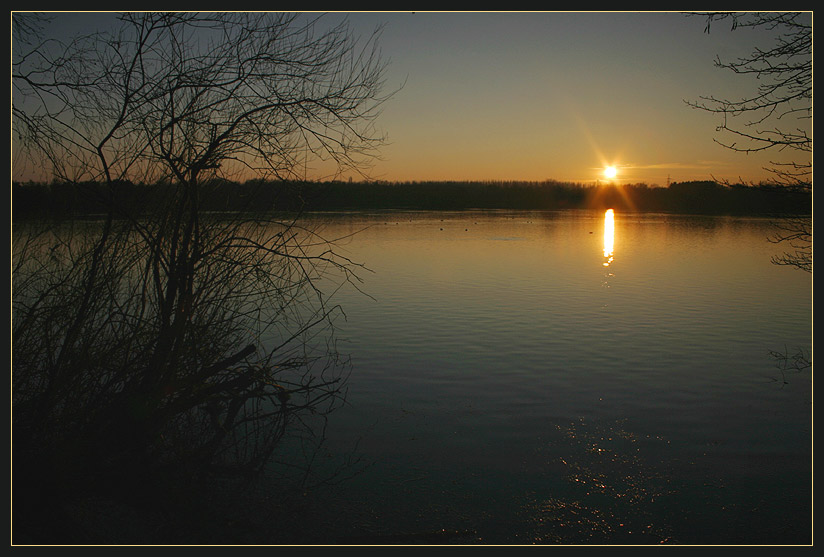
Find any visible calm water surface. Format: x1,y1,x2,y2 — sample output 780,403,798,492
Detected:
264,210,811,545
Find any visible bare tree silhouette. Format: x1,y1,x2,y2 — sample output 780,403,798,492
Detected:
686,11,811,273
12,12,392,542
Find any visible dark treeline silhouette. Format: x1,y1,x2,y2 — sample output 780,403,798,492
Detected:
14,178,811,218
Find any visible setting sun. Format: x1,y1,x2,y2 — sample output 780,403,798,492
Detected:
604,166,618,179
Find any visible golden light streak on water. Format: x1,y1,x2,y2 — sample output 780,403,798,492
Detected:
603,209,614,267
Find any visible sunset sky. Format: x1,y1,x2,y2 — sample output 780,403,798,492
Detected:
344,11,807,186
13,11,810,186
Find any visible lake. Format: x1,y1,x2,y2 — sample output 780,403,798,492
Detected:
245,210,812,544
256,211,812,544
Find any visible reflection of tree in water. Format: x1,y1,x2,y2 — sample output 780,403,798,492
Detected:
12,12,390,544
524,419,678,544
11,217,359,543
768,345,812,386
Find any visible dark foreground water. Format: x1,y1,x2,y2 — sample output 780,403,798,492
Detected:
258,210,810,545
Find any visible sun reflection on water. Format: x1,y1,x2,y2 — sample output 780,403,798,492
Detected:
603,209,614,267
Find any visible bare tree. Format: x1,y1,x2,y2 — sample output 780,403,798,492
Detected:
686,11,811,272
12,12,391,540
685,12,811,383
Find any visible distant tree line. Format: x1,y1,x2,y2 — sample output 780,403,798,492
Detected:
13,178,811,218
